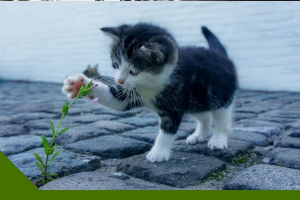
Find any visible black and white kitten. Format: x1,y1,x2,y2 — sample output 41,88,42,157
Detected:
62,23,237,163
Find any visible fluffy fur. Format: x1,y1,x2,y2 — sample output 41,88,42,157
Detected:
63,22,237,163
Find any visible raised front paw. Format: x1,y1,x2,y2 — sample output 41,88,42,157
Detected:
146,150,171,163
62,74,90,99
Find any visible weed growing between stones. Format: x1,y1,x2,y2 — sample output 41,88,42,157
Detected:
235,156,249,164
33,80,98,188
208,171,227,181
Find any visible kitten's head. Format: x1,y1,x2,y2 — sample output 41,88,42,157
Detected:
100,23,178,90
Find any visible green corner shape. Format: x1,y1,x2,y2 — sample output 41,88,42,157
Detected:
0,151,38,192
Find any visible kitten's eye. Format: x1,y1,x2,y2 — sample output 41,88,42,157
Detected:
114,63,119,69
129,70,139,76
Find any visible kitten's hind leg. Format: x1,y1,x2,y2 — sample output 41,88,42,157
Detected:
186,112,212,145
208,104,233,150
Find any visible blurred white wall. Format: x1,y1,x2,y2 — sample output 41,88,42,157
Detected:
0,1,299,91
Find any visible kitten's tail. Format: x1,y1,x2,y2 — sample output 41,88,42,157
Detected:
201,26,228,58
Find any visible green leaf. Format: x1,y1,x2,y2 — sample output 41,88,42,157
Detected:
50,121,55,135
53,144,59,149
65,100,68,106
49,173,58,177
41,135,49,153
33,153,45,167
78,85,85,96
84,80,93,90
81,90,93,97
58,127,71,136
48,150,61,166
62,105,69,116
46,148,54,155
35,162,45,173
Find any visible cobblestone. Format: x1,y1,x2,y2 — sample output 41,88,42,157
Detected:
1,81,300,190
172,139,253,162
64,135,152,159
223,164,300,190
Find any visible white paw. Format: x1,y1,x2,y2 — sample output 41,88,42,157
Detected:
62,74,91,99
186,134,199,145
146,150,170,163
186,134,207,145
208,135,227,150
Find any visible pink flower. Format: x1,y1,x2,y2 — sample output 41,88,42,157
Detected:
92,98,99,104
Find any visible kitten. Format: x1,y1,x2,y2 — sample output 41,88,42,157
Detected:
62,23,237,163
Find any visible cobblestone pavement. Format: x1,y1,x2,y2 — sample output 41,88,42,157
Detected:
1,81,300,190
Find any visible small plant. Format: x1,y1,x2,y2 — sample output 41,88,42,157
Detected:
33,80,98,187
208,171,227,181
235,155,249,164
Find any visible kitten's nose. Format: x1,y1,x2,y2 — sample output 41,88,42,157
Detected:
118,79,124,85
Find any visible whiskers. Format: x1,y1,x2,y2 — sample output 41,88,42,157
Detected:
98,77,152,110
127,83,144,109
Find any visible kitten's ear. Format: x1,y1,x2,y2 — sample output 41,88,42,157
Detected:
140,45,165,64
87,65,91,69
94,64,98,70
100,27,120,40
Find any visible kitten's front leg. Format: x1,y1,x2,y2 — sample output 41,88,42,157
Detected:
146,117,181,163
62,74,127,111
146,129,176,163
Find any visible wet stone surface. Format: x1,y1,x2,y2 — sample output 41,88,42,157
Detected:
116,116,158,127
1,81,300,190
54,126,112,145
172,139,254,162
0,135,52,156
275,137,300,149
39,172,160,190
0,116,12,125
117,151,226,188
223,164,300,190
233,127,282,137
89,120,136,133
290,132,300,138
265,148,300,170
24,119,81,131
0,124,27,137
10,113,58,124
8,147,101,182
64,135,152,159
235,119,288,130
67,114,119,124
120,126,191,144
228,131,269,147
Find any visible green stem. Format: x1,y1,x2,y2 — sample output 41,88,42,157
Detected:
44,154,49,181
68,96,78,108
54,115,64,137
53,96,78,138
43,96,79,182
41,90,84,185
